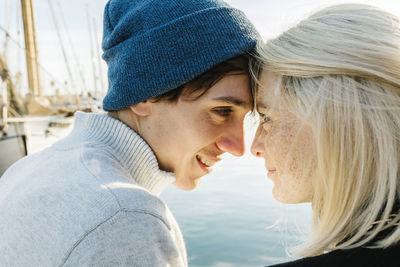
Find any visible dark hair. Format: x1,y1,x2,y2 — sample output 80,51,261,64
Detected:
151,53,256,110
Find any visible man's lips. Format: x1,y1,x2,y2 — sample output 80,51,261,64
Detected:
196,154,222,167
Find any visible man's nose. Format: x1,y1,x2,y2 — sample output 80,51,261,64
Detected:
251,125,265,157
216,120,246,156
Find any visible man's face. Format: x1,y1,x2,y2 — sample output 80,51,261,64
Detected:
143,74,251,190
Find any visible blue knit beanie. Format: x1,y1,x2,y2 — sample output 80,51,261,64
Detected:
102,0,260,111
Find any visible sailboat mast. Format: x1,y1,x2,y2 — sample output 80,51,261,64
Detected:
20,0,41,96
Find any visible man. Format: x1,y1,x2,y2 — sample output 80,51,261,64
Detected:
0,0,259,266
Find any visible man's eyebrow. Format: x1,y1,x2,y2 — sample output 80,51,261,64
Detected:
212,96,251,109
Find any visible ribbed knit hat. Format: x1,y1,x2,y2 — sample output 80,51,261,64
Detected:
102,0,260,111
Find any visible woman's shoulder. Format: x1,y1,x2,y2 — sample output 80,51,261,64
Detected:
267,244,400,267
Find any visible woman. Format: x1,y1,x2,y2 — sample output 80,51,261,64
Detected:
251,4,400,266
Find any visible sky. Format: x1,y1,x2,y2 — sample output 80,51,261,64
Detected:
0,0,399,96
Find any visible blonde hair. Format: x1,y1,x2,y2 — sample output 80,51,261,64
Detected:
254,4,400,256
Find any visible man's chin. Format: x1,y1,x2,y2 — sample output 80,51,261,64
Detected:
173,176,203,191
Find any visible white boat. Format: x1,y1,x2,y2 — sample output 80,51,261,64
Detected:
0,88,75,176
0,0,101,176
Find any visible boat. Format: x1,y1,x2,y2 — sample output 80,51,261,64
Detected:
0,0,102,176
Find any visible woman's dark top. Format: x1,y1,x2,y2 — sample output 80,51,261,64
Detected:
270,204,400,267
268,243,400,267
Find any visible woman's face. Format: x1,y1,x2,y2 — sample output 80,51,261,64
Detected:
251,71,315,204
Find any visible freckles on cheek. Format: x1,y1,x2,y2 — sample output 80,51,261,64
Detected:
265,121,312,171
286,133,316,197
264,126,293,159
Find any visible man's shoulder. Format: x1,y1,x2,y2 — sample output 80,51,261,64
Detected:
101,178,170,224
0,150,173,266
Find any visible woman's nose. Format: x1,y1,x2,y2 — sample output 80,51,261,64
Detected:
251,125,265,157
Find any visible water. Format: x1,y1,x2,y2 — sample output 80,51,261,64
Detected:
161,154,312,267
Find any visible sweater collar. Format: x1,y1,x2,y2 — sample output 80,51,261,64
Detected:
72,111,175,195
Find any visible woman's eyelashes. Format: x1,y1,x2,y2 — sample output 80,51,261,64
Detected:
259,113,271,124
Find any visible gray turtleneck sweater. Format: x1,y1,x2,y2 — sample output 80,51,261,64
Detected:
0,112,187,266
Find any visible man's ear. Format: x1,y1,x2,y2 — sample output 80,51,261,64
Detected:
129,101,152,117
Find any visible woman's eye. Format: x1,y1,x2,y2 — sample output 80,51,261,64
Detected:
213,108,233,117
260,114,271,124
